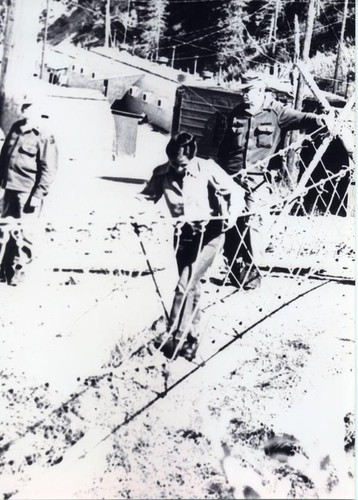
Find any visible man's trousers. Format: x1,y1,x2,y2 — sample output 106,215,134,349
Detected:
168,221,224,340
0,190,42,285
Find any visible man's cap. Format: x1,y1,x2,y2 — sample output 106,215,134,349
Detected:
238,71,267,91
21,93,50,118
22,90,41,107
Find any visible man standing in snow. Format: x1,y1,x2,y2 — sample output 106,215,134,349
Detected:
0,97,58,285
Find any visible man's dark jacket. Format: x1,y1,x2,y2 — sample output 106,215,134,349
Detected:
217,97,324,175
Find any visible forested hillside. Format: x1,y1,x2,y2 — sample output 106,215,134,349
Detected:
0,0,355,91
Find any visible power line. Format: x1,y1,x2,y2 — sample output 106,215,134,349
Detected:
317,0,350,61
158,4,269,51
55,0,353,71
132,0,225,3
170,18,345,65
159,3,269,50
59,0,104,16
132,0,352,3
160,26,223,50
160,24,227,46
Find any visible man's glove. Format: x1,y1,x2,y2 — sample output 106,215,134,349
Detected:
30,196,41,207
190,220,207,235
320,109,339,135
235,171,249,191
25,196,42,213
222,214,239,232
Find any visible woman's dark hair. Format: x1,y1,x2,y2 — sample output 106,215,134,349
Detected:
166,132,197,160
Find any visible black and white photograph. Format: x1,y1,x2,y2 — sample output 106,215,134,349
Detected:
0,0,355,498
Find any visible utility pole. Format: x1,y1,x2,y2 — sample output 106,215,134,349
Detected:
123,0,131,45
333,0,349,94
268,14,274,45
286,14,301,183
294,0,316,112
193,55,199,75
0,0,42,132
293,15,300,98
272,0,280,57
40,0,50,79
287,0,316,184
155,22,160,61
154,0,166,61
104,0,111,48
267,0,280,73
132,36,137,55
218,63,223,85
171,46,176,68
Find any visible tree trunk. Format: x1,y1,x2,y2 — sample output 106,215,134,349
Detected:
287,0,316,185
40,0,50,79
295,0,316,111
104,0,111,48
0,0,42,132
333,0,348,94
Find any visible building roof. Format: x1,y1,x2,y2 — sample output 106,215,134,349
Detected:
92,47,199,85
45,47,73,70
52,43,143,79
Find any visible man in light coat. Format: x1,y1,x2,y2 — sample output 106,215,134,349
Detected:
0,97,58,285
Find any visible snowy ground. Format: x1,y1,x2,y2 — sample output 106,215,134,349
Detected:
0,125,355,499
